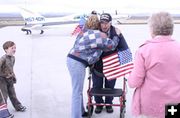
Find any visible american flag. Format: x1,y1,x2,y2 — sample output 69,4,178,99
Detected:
0,104,7,111
71,25,83,36
102,49,134,80
0,90,11,118
0,103,11,117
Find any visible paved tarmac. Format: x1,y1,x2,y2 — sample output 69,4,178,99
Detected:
4,23,180,118
0,24,152,118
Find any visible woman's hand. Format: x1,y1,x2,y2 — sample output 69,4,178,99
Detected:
100,32,107,38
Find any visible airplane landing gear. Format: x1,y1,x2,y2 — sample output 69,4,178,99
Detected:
26,30,32,35
40,30,44,34
21,28,31,35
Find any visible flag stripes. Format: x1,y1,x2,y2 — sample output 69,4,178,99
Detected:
102,49,133,80
0,104,7,111
71,25,82,36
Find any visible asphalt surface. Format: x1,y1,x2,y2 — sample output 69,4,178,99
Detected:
4,23,180,118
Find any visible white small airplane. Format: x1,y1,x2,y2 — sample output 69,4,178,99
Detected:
19,7,88,35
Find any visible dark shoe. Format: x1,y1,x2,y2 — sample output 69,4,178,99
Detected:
95,106,103,114
106,106,113,113
16,105,26,112
82,111,88,117
7,114,14,118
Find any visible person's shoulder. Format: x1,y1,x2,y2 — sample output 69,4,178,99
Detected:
12,55,15,58
111,26,121,35
92,30,107,38
139,40,151,48
115,27,121,33
84,30,104,38
139,43,146,48
0,54,6,61
1,54,6,58
86,29,99,34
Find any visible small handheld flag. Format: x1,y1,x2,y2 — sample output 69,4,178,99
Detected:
103,49,134,80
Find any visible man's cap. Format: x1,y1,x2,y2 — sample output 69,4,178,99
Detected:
100,13,112,23
91,10,97,15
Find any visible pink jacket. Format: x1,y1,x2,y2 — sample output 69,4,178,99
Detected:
128,36,180,118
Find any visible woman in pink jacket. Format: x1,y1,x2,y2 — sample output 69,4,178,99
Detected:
128,12,180,118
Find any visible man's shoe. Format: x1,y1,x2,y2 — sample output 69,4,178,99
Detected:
95,106,103,114
16,105,26,112
106,106,113,113
82,111,88,117
7,114,14,118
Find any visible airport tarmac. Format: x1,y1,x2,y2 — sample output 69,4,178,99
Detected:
0,24,180,118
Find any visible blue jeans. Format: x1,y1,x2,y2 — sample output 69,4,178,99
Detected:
67,57,86,118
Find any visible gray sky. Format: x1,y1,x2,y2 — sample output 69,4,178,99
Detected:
0,0,178,8
0,0,179,13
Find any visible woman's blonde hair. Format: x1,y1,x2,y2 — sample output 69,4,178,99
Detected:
148,12,174,36
85,15,100,30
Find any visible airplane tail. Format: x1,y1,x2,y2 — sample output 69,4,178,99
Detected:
19,7,46,25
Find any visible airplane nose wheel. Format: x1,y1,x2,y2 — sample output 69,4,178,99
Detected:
26,30,31,35
40,30,44,34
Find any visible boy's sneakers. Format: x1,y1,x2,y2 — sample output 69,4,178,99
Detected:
95,106,103,114
16,105,26,112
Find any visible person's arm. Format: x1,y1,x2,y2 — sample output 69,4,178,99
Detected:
100,32,119,52
0,56,16,79
128,50,146,88
0,56,10,78
0,57,4,74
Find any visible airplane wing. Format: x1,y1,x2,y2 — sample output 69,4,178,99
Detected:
19,7,88,35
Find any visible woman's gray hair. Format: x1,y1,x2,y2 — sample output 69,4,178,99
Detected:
148,12,174,36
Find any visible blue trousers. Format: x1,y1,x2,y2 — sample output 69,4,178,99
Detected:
92,72,116,104
66,57,86,118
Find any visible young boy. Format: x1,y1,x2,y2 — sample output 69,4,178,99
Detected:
0,41,26,113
